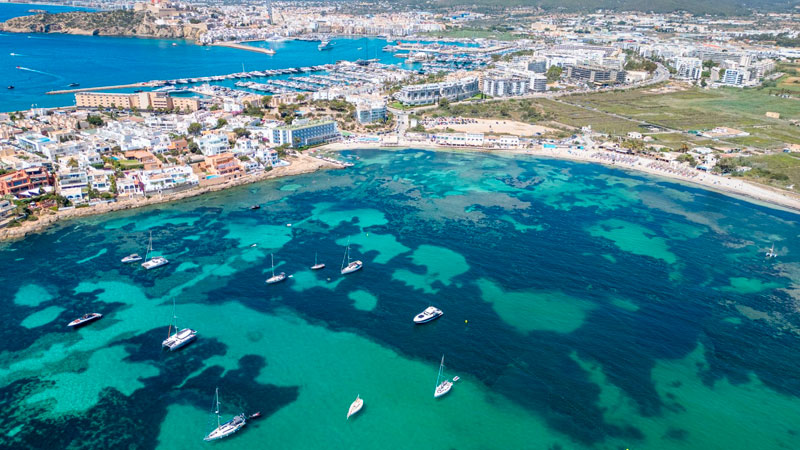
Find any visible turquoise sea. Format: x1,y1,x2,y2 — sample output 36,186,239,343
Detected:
1,149,799,449
0,3,402,112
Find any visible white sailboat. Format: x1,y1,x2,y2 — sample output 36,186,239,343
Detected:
162,298,197,351
433,355,453,398
766,243,777,258
141,231,169,270
347,394,363,419
204,388,247,442
340,239,363,275
311,252,325,270
266,253,287,284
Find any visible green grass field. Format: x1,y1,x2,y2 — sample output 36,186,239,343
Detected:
736,153,800,191
566,86,800,149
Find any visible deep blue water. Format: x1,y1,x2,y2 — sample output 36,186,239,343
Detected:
1,3,403,111
1,149,799,449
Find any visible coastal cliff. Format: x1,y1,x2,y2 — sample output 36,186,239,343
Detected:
0,10,206,40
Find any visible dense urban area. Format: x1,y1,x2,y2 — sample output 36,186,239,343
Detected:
1,0,799,231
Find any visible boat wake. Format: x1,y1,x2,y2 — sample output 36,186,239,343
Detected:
15,66,59,78
9,52,25,56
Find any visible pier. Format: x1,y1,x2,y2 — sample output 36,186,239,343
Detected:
46,82,155,95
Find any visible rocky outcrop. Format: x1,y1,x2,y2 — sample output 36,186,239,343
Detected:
0,10,206,40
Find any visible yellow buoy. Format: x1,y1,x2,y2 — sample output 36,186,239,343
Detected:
465,320,468,323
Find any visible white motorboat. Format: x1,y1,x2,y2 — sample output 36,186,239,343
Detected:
414,306,443,324
204,388,246,441
434,355,453,398
68,312,102,328
340,239,363,275
121,253,142,263
311,252,325,270
162,298,197,351
318,39,334,51
347,395,363,419
141,231,169,270
266,253,287,284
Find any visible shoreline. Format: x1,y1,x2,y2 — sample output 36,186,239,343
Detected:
0,154,343,243
318,142,800,215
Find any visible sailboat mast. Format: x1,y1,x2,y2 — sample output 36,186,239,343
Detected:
167,297,176,338
215,388,221,429
271,254,275,277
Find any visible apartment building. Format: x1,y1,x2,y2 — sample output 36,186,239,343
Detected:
76,92,200,112
271,119,339,147
395,77,480,106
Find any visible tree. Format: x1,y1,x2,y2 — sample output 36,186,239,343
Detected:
87,115,104,127
261,95,272,108
233,127,251,138
546,66,562,82
438,97,450,109
677,153,697,167
215,118,228,129
188,122,202,135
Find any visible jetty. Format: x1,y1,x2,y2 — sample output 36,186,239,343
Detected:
47,82,155,95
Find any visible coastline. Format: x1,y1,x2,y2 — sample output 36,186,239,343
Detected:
0,154,343,243
318,142,800,215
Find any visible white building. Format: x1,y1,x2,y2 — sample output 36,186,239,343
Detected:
197,133,230,156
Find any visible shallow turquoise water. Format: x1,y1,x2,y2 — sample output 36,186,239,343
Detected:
1,149,799,449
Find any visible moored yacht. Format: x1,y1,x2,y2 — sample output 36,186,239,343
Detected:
163,327,197,351
204,388,246,441
434,355,453,398
68,312,102,328
311,252,325,270
347,395,363,419
141,231,169,270
318,39,334,51
766,243,777,258
414,306,443,324
340,239,363,275
162,298,197,351
266,253,287,284
121,253,143,263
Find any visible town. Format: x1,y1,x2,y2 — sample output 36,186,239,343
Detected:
1,0,799,233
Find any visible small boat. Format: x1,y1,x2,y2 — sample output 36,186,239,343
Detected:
340,239,363,275
141,231,169,270
204,388,246,441
162,298,197,351
766,243,777,258
68,82,79,87
68,312,102,328
121,253,143,263
266,253,287,284
347,395,363,419
248,412,261,419
172,43,178,46
452,376,460,382
414,306,443,324
7,85,14,90
434,355,453,398
249,205,260,210
311,252,325,270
